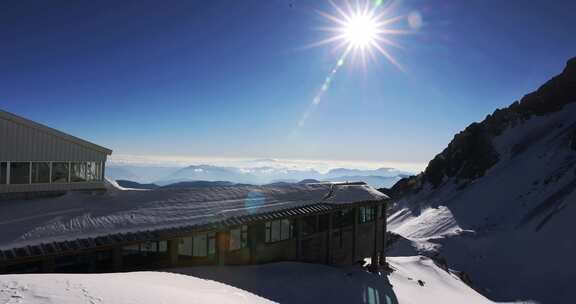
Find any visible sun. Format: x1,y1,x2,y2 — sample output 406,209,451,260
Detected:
342,11,379,49
314,0,407,69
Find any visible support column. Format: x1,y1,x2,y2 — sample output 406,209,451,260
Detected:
381,203,388,266
372,208,379,268
216,231,227,266
168,239,179,267
296,218,303,261
112,246,123,272
248,224,258,264
42,257,55,273
326,212,333,265
352,207,359,262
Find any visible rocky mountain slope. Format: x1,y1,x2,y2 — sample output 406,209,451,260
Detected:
386,57,576,303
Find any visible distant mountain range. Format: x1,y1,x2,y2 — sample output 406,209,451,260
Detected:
106,163,412,188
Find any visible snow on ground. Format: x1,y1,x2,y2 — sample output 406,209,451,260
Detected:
387,206,465,239
171,258,495,304
0,272,273,304
387,256,495,304
0,258,514,304
0,182,385,250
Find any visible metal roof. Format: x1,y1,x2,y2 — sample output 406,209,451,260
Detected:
0,109,112,155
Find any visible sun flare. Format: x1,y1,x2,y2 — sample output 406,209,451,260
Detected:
314,0,407,69
342,11,379,49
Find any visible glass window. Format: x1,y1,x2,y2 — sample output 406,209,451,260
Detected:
265,219,293,243
359,206,377,224
191,232,216,257
333,209,354,228
193,234,207,257
122,244,140,256
31,162,50,184
178,237,193,256
229,225,248,251
52,162,69,183
208,232,216,255
271,220,281,242
10,162,30,184
140,241,158,252
122,241,167,256
158,240,168,253
0,162,6,184
280,219,291,240
71,162,87,182
86,161,101,181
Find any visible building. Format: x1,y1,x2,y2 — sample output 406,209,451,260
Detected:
0,182,389,273
0,109,112,196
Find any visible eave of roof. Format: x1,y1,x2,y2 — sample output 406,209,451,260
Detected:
0,109,112,155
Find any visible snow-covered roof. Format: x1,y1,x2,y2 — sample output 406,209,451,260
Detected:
0,182,387,253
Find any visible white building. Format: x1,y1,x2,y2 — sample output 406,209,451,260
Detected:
0,109,112,194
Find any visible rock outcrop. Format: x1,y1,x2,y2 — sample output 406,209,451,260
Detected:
389,57,576,196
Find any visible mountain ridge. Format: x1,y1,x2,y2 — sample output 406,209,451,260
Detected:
385,56,576,303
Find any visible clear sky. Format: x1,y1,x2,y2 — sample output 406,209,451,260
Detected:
1,0,575,170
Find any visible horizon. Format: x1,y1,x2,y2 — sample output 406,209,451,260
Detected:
107,153,426,173
2,0,576,169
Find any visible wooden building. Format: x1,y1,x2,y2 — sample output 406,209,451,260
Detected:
0,109,112,197
0,182,389,273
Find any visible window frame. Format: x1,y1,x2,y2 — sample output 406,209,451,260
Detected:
265,219,294,243
179,232,216,258
9,162,31,184
229,225,248,251
359,206,377,224
31,162,51,184
51,162,70,183
71,162,87,183
0,162,7,185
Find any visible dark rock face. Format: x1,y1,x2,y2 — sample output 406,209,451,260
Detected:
389,57,576,196
424,122,499,188
570,128,576,151
116,180,159,190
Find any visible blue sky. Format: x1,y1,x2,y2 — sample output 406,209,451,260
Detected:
1,0,575,170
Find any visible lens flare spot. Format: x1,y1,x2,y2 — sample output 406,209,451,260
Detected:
408,11,423,30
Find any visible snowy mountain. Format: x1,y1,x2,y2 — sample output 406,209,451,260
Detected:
386,57,576,303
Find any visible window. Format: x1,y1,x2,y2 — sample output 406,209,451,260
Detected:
184,232,216,257
178,236,193,256
229,225,248,251
0,162,6,184
265,219,293,243
71,162,87,182
86,161,101,181
122,241,167,256
333,209,354,228
359,206,377,224
193,234,207,257
52,162,69,183
9,162,30,184
31,162,50,184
